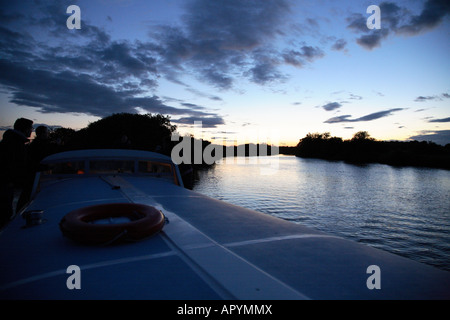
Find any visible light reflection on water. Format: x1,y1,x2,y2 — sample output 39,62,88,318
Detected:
193,155,450,271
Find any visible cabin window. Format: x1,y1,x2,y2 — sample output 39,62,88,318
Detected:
138,161,174,181
138,161,171,174
41,161,85,175
89,160,135,174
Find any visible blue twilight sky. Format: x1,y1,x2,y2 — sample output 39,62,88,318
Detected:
0,0,449,146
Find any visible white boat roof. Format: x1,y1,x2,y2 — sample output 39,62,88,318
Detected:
41,149,172,163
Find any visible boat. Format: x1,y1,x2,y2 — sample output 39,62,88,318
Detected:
0,149,449,300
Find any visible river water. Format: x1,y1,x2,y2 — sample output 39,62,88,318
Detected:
193,155,450,271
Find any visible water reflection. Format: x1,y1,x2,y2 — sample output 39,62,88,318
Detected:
194,155,450,271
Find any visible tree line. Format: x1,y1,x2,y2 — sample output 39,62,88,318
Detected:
45,113,280,159
43,114,450,174
290,131,450,170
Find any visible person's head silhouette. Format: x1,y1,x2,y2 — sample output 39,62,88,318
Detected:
13,118,33,138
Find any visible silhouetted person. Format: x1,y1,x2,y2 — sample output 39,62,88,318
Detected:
27,126,57,170
0,118,33,228
17,126,58,212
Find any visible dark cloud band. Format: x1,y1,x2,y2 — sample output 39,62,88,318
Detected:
324,108,404,123
347,0,450,50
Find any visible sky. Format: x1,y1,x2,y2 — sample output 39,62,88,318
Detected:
0,0,449,146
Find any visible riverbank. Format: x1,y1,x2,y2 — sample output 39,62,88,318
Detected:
280,134,450,170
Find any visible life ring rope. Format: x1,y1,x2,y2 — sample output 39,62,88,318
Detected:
101,229,128,246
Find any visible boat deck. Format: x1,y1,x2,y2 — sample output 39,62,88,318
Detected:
1,174,449,299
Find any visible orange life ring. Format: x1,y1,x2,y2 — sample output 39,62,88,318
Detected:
59,203,165,245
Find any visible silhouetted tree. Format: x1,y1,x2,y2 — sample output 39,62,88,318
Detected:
351,131,374,141
295,131,450,169
77,113,176,155
295,132,343,160
48,127,77,151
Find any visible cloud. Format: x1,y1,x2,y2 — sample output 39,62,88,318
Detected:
185,88,222,101
282,46,324,67
180,103,206,110
0,2,229,128
324,108,404,123
0,56,225,126
428,117,450,123
415,95,440,102
151,0,325,88
346,5,392,50
1,58,153,116
397,0,450,35
347,1,450,50
324,115,353,123
246,49,287,84
356,108,404,121
247,61,285,85
321,102,342,111
331,39,347,51
349,93,363,100
330,91,363,101
172,116,225,128
415,93,450,102
148,0,295,88
1,0,322,102
346,13,369,33
0,0,329,129
183,0,290,50
346,3,397,50
0,0,332,129
355,29,390,50
408,130,450,146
